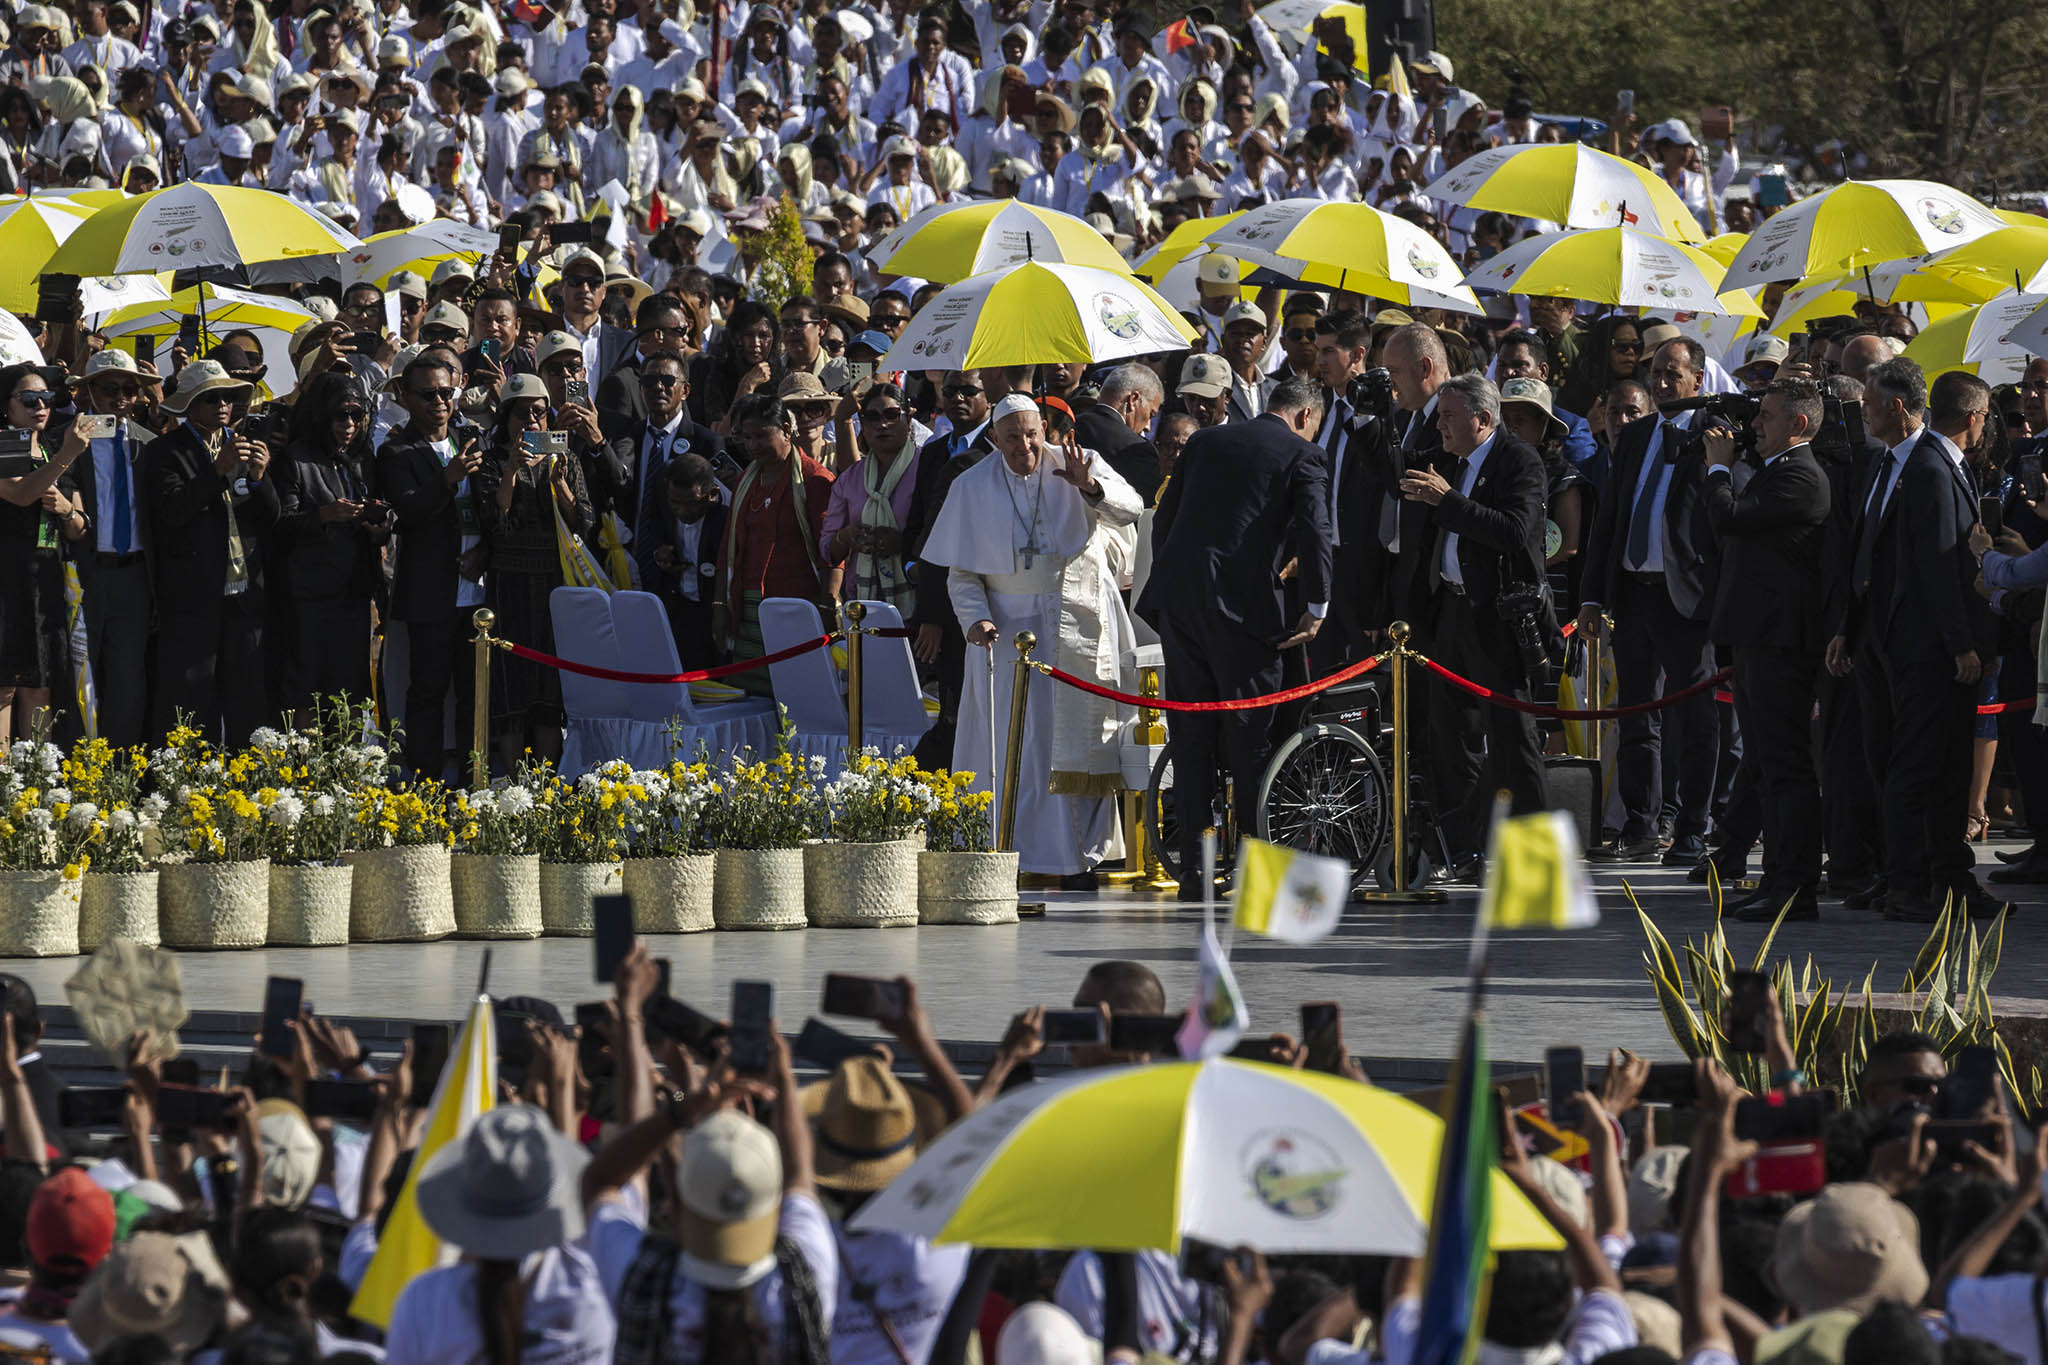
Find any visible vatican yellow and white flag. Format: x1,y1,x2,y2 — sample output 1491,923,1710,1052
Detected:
1232,837,1348,944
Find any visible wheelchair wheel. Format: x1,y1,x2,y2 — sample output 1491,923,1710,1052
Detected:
1142,744,1231,887
1255,723,1391,891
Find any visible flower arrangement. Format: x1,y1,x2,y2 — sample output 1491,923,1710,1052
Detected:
923,768,997,854
159,786,270,864
702,749,818,849
61,738,160,874
350,783,453,849
262,788,352,865
0,739,100,877
531,760,639,863
820,751,937,844
451,767,547,856
619,761,714,857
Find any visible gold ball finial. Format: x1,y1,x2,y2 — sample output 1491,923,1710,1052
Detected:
1015,631,1038,655
472,607,496,634
1388,620,1411,646
845,601,867,623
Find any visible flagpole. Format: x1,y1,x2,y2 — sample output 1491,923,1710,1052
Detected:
1466,791,1513,1005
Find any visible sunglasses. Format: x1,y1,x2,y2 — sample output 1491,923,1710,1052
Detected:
639,373,682,388
337,406,368,421
13,392,53,408
1285,328,1318,342
545,359,586,375
943,384,983,398
94,383,142,398
563,274,603,289
1611,338,1642,352
874,315,910,328
409,385,459,401
862,407,906,421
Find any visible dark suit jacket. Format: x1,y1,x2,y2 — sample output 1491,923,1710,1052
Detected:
1701,446,1831,651
378,422,481,624
1138,412,1331,645
1819,435,1883,639
272,440,382,602
1579,411,1717,620
590,323,637,387
141,422,280,619
904,426,993,634
638,500,727,612
1075,402,1160,506
1225,371,1277,425
59,423,155,574
588,413,725,538
1363,395,1446,625
1421,430,1550,608
1882,431,1996,661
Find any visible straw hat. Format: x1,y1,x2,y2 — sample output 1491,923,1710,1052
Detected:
70,1232,230,1355
1768,1182,1927,1317
416,1105,590,1260
161,359,251,413
800,1055,947,1192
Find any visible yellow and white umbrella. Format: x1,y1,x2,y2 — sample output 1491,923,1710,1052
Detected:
343,219,502,286
1421,142,1707,244
1762,276,1973,340
852,1059,1559,1255
1131,212,1239,285
47,183,360,275
868,200,1129,283
99,284,319,398
0,197,94,311
1901,293,2048,384
1719,179,2006,292
0,310,44,368
879,261,1197,369
1466,226,1763,317
1202,198,1481,312
1995,297,2048,368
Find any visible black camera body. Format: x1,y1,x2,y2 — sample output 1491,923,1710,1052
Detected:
1496,582,1558,679
1662,393,1761,465
1346,366,1396,426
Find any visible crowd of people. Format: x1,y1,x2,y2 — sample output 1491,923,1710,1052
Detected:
0,0,2028,909
0,950,2044,1365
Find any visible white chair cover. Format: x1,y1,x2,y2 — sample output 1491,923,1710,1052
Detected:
850,600,936,758
610,590,777,764
759,596,849,775
550,586,668,776
1128,506,1160,649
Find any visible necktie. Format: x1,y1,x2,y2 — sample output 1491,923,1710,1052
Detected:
1432,456,1470,589
1852,452,1899,594
1322,399,1346,529
109,427,131,554
1624,429,1671,570
1379,408,1410,551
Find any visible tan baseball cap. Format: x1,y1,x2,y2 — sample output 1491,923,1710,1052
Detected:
1179,353,1232,398
1196,253,1239,295
677,1111,782,1291
534,330,582,369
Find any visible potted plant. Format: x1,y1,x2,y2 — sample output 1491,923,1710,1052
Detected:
806,751,929,928
345,782,456,942
449,769,544,938
65,738,161,950
0,738,97,956
619,761,715,934
918,768,1017,924
263,788,355,946
532,762,626,935
704,748,813,929
155,784,271,950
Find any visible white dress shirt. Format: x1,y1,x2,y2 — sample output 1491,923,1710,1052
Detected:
1441,430,1496,586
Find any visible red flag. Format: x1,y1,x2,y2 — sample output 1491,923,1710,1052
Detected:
646,194,669,235
509,0,548,25
1163,16,1200,54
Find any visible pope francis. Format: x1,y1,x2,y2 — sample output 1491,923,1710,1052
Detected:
921,394,1144,881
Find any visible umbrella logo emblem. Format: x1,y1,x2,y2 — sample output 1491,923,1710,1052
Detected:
1241,1129,1346,1219
1405,243,1440,280
1096,293,1143,340
1919,197,1966,234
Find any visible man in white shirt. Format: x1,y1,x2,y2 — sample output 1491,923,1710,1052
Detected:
60,351,157,746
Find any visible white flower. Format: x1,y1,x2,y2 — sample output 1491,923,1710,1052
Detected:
24,808,51,832
249,727,286,749
44,786,71,806
268,793,305,828
109,809,137,833
312,795,336,818
65,802,98,828
499,786,534,817
140,793,169,819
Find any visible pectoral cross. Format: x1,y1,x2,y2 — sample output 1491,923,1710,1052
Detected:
1021,537,1043,570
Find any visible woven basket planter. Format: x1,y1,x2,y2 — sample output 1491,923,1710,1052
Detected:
539,860,621,935
0,869,81,957
805,838,920,928
160,860,269,949
268,863,353,946
713,847,806,929
80,869,159,951
918,851,1022,925
622,855,714,934
345,845,455,942
451,853,542,939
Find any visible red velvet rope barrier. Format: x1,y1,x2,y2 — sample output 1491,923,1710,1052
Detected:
1035,652,1387,713
501,633,837,684
1980,698,2038,715
1420,657,1735,720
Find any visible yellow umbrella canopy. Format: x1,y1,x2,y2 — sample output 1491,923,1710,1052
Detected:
868,200,1130,282
0,197,94,312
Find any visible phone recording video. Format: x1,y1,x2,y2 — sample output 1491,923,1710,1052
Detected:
1108,1013,1181,1057
820,973,906,1022
409,1022,451,1109
1545,1045,1586,1130
1300,1001,1343,1074
592,893,634,983
260,976,304,1060
729,980,776,1073
1722,971,1773,1055
1041,1009,1106,1047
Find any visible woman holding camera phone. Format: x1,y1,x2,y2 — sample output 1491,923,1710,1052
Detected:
478,373,591,771
0,365,89,740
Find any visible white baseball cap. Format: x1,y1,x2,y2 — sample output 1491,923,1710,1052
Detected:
1220,300,1265,332
216,125,254,159
677,1111,782,1291
1411,50,1454,82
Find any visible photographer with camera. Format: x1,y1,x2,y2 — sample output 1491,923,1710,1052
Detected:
1699,378,1831,921
1307,308,1393,672
1398,374,1552,879
1575,336,1723,867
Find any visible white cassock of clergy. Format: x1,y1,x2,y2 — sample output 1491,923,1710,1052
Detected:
922,437,1144,876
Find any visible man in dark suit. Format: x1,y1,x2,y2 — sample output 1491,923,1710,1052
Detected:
144,360,279,745
1401,374,1552,867
1371,322,1449,631
588,349,722,563
1699,378,1832,920
1574,336,1722,866
1849,370,2002,921
59,350,155,746
552,246,636,388
1308,309,1392,672
0,974,65,1158
596,294,695,433
905,369,995,766
1138,378,1332,897
1219,302,1278,423
378,353,487,779
637,452,727,667
1074,364,1163,505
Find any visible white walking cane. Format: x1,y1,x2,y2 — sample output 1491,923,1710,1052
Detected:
987,641,1000,849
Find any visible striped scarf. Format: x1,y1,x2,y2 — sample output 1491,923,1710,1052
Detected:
614,1233,829,1365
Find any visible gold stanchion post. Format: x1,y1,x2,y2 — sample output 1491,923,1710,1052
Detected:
470,607,495,789
1134,666,1178,891
1357,621,1447,904
996,631,1036,853
1586,621,1605,763
844,601,866,757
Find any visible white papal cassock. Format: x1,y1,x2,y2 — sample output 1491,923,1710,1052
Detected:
922,444,1143,876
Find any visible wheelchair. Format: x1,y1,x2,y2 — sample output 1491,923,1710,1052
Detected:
1140,671,1448,895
